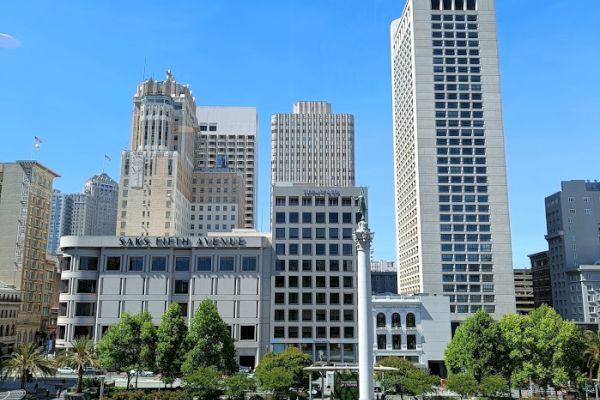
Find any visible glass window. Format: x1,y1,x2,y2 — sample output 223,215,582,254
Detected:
242,256,257,271
289,212,299,223
175,257,190,271
129,256,144,271
77,280,97,294
151,256,167,271
174,280,189,294
105,256,120,271
196,256,212,271
302,212,312,223
275,212,285,223
79,257,98,271
240,325,255,341
220,256,235,271
329,213,339,223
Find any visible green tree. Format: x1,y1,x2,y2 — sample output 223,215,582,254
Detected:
57,338,97,393
499,313,528,393
156,303,188,386
479,374,508,398
377,357,437,398
1,343,55,389
445,310,508,382
139,313,157,372
96,312,142,389
255,346,311,392
583,329,600,380
183,367,222,400
446,372,478,399
224,374,256,400
183,299,237,374
521,305,584,391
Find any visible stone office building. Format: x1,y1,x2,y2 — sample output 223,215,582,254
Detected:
56,231,272,368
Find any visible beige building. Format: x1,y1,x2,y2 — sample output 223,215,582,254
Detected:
0,283,20,356
513,268,534,315
0,161,59,343
190,167,245,236
117,70,198,237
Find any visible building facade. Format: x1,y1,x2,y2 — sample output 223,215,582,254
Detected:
545,180,600,322
117,70,198,237
390,0,515,320
271,102,355,187
372,294,450,376
529,250,552,308
513,268,534,315
195,107,258,230
0,161,59,343
48,190,70,256
0,283,20,355
56,232,272,368
270,184,364,363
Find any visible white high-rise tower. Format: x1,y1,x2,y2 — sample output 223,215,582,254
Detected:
391,0,515,321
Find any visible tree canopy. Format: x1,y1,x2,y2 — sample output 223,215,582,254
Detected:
255,346,311,392
156,302,188,384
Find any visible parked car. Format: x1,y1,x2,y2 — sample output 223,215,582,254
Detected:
239,366,252,374
57,367,76,375
129,369,154,376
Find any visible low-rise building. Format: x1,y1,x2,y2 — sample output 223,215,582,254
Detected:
56,231,272,369
372,294,450,376
0,283,20,356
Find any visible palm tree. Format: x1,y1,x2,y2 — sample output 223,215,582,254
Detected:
57,338,97,393
1,342,55,389
584,330,600,381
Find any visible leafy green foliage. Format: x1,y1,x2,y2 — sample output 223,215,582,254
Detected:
183,299,237,374
479,374,508,397
156,302,188,385
446,372,478,399
377,357,437,398
445,310,509,381
97,312,146,388
254,347,311,392
1,343,55,389
57,338,97,393
182,367,223,400
224,374,257,400
108,389,187,400
583,329,600,380
139,313,157,372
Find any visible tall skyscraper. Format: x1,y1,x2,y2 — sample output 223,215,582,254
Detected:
48,173,118,255
117,70,199,237
544,180,600,322
0,161,59,343
390,0,515,320
271,101,355,187
195,107,258,229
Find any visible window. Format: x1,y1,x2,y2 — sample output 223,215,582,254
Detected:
106,256,121,271
406,313,416,328
316,212,325,223
174,280,189,294
329,213,339,223
129,256,144,271
178,302,188,317
376,313,386,328
175,257,190,271
275,212,285,223
242,256,257,271
391,313,401,328
302,212,312,223
407,334,417,350
240,325,255,340
289,212,299,223
343,244,353,256
273,327,284,338
274,309,285,321
79,256,98,271
377,334,386,350
220,257,235,271
60,280,69,294
392,334,401,350
275,228,285,239
151,256,167,271
77,280,97,294
73,325,93,339
197,256,212,271
75,303,95,317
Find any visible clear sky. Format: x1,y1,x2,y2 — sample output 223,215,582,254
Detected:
1,1,599,268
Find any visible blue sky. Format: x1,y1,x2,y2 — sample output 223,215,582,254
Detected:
1,1,599,267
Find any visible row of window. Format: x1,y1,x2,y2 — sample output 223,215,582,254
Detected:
436,128,485,136
275,275,353,289
441,243,491,251
432,31,479,40
276,227,354,240
275,243,354,256
438,166,487,175
440,234,491,242
274,308,354,322
443,283,494,292
275,259,353,272
376,312,416,328
63,255,258,273
275,212,357,224
442,264,493,272
442,274,493,282
448,294,494,303
273,326,354,339
275,196,355,207
451,304,495,313
431,0,477,11
274,292,354,306
432,40,479,48
377,334,417,350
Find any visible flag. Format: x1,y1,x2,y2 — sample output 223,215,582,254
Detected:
104,154,112,161
34,136,42,149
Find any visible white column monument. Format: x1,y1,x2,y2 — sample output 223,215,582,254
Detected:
354,191,374,400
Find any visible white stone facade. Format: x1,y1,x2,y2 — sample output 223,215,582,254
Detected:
390,0,515,321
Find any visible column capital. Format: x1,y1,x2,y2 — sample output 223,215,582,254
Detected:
354,220,374,252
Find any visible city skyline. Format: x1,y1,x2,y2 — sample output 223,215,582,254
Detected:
1,1,599,267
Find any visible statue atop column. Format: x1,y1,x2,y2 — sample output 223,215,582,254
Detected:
353,188,367,222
